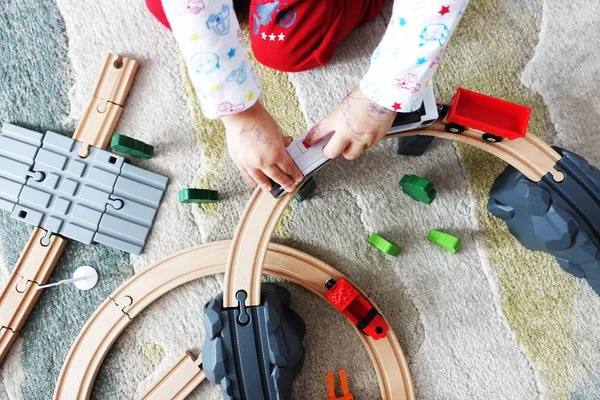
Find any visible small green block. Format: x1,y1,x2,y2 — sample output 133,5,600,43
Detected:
179,188,219,204
428,229,460,254
399,174,437,204
369,233,401,256
111,134,154,159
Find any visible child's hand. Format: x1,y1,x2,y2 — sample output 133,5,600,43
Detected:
306,87,396,160
223,102,303,193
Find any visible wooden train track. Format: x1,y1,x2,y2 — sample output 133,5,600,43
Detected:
0,58,565,399
390,120,564,183
53,99,565,399
54,241,414,400
141,352,205,400
223,189,296,307
0,54,138,363
223,118,564,311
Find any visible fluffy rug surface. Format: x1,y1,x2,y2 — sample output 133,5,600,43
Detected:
1,0,599,399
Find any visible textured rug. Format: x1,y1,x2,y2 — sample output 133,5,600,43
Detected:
1,0,600,399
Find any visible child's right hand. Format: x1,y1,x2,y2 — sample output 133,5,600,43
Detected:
223,102,303,193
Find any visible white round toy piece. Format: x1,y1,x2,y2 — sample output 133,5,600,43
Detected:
36,266,98,291
72,266,99,291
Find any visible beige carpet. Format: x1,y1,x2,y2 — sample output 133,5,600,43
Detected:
1,0,599,399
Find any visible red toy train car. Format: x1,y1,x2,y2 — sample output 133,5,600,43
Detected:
325,278,388,340
442,88,532,142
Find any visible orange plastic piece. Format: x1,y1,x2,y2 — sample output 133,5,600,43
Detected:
327,370,354,400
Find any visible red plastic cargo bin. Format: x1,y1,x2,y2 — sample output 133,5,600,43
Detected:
446,88,532,140
325,278,388,340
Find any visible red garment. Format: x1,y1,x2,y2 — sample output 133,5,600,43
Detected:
146,0,385,72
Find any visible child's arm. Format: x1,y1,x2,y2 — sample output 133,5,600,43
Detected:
306,0,468,160
162,0,260,119
360,0,469,112
161,0,302,192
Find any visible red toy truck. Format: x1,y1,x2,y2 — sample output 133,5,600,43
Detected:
442,88,532,142
325,278,388,340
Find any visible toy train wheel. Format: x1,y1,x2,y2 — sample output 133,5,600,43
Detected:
444,122,464,134
482,133,503,143
437,104,449,118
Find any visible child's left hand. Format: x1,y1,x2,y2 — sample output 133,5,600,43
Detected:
305,87,396,160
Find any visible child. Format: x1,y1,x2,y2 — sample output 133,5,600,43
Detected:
147,0,468,193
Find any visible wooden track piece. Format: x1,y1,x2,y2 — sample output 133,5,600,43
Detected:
222,120,564,310
389,120,564,183
74,54,139,157
0,229,66,362
140,352,205,400
55,111,565,398
0,53,138,363
223,187,298,308
54,241,414,400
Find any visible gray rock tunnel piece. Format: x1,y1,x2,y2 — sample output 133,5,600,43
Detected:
203,284,306,400
0,123,168,255
488,148,600,294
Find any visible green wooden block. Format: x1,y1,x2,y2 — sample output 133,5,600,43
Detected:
369,233,401,256
428,229,460,254
399,174,437,204
179,188,219,204
111,134,154,159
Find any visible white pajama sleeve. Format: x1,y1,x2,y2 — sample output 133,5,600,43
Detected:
360,0,469,113
161,0,262,119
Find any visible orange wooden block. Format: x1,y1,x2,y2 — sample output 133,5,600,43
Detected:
327,370,354,400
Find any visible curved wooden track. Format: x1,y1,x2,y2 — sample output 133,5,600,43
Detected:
223,120,564,310
54,241,413,400
223,189,296,307
54,109,566,400
391,120,564,183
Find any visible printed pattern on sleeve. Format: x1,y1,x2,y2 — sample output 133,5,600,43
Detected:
361,0,469,113
161,0,262,119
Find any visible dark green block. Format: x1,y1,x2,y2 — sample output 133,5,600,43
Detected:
179,188,219,204
111,134,154,159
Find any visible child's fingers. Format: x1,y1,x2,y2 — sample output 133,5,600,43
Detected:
306,123,335,145
323,135,351,159
240,167,257,188
264,165,295,193
277,153,303,184
283,135,294,146
248,168,273,192
342,142,366,160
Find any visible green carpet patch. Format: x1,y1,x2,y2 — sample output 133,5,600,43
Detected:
141,344,166,367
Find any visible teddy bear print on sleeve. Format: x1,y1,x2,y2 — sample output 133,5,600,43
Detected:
161,0,262,119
